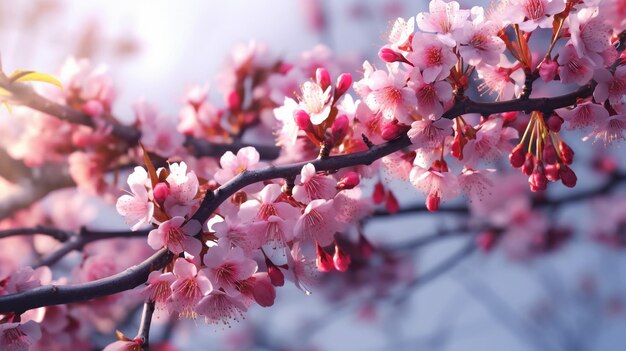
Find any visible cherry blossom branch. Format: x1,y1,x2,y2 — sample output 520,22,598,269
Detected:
0,81,613,313
35,227,150,268
0,226,71,241
135,301,155,351
0,248,172,314
0,80,280,160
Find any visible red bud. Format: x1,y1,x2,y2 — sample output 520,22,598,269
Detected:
373,182,386,204
378,47,409,64
153,182,170,205
559,165,577,188
335,73,353,98
426,193,440,212
333,243,351,272
509,144,526,168
315,242,334,272
316,67,331,91
386,191,399,214
336,172,360,190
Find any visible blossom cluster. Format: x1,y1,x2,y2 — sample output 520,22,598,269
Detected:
1,0,626,349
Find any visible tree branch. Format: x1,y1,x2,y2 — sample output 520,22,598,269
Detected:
135,301,155,351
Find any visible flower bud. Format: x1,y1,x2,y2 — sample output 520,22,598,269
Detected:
559,140,574,165
153,182,170,205
265,258,284,287
226,90,241,110
476,231,496,252
509,144,525,168
426,193,440,212
373,182,386,204
529,164,548,192
522,153,535,176
330,114,349,146
543,145,558,165
381,122,408,140
82,100,104,117
559,165,577,188
546,114,563,132
295,110,313,131
335,73,353,98
358,232,375,257
378,47,409,64
315,242,334,272
336,172,360,190
251,273,276,307
316,67,331,91
386,191,399,214
502,111,518,123
544,164,560,181
333,243,351,272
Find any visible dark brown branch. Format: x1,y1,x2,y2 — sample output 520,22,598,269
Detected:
35,227,150,268
135,301,155,351
0,248,172,314
0,226,71,241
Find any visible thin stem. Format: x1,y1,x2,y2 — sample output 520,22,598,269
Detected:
135,301,155,351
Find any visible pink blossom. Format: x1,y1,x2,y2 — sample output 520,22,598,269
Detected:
409,165,460,203
203,245,257,294
557,45,594,86
415,0,469,46
0,321,42,351
583,114,626,146
139,271,176,309
594,67,626,114
556,102,609,130
58,57,116,113
3,266,51,294
476,56,525,101
273,97,301,146
284,242,318,295
459,168,495,202
408,68,453,121
388,16,415,49
293,199,342,246
407,118,453,148
567,6,613,66
147,217,202,255
463,118,518,167
102,340,141,351
363,65,417,122
407,33,457,83
457,7,505,66
504,0,566,32
135,100,184,158
298,81,332,125
168,258,213,319
196,290,247,325
163,162,200,218
214,147,260,185
115,167,154,231
292,164,337,203
212,217,266,253
178,99,221,139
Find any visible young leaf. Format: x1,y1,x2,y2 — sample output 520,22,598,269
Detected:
9,70,64,89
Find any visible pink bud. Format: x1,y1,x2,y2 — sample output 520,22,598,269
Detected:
295,110,313,131
279,62,293,74
545,164,560,181
373,182,386,204
330,114,349,146
316,242,334,272
546,114,563,132
476,231,496,252
333,243,351,272
82,100,104,117
386,191,399,214
559,165,577,188
451,136,465,160
539,59,559,82
381,122,408,141
335,73,352,98
153,182,170,205
336,172,360,190
529,164,548,192
502,111,518,123
226,90,241,110
509,144,525,168
378,47,409,64
522,153,535,176
316,67,331,90
426,193,440,212
543,145,558,165
251,273,276,307
559,141,574,165
265,258,284,287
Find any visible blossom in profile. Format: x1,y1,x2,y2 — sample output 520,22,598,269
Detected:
116,167,154,231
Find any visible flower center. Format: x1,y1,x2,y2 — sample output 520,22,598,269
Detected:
524,0,545,20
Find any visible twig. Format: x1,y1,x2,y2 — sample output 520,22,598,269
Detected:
0,225,71,241
135,301,155,351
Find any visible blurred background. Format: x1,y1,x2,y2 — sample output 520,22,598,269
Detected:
1,1,625,350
